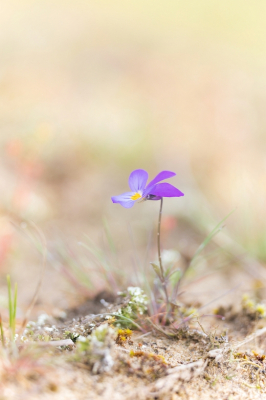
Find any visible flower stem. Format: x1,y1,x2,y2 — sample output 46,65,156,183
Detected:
157,198,169,304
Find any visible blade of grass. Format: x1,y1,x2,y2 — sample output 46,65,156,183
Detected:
59,263,92,297
174,209,236,299
15,221,47,332
13,282,18,336
56,244,94,290
147,317,176,338
80,238,118,291
0,315,5,348
102,217,116,255
127,223,143,287
6,275,17,339
189,209,236,268
63,254,93,289
6,275,13,333
92,312,145,332
112,314,145,331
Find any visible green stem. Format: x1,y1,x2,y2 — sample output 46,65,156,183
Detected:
157,198,169,304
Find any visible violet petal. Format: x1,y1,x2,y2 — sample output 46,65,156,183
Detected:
117,200,135,208
111,192,135,208
148,183,184,198
146,170,176,189
128,169,148,192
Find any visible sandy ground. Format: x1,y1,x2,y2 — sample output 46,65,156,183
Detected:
2,286,266,400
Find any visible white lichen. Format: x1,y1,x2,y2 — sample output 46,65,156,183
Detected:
37,313,50,326
75,324,115,374
44,327,54,332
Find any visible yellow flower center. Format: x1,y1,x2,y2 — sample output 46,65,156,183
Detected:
131,192,142,201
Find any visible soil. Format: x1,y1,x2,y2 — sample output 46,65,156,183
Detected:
2,292,266,400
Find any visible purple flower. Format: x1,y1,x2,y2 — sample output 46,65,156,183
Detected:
111,169,184,208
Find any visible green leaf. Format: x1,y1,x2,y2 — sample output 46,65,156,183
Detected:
150,263,162,279
168,268,181,279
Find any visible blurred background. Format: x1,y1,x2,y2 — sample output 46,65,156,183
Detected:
0,0,266,315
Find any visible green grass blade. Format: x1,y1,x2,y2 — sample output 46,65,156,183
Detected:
103,217,116,254
110,314,144,331
189,209,236,268
6,275,13,331
0,315,5,347
83,236,105,262
13,283,18,336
